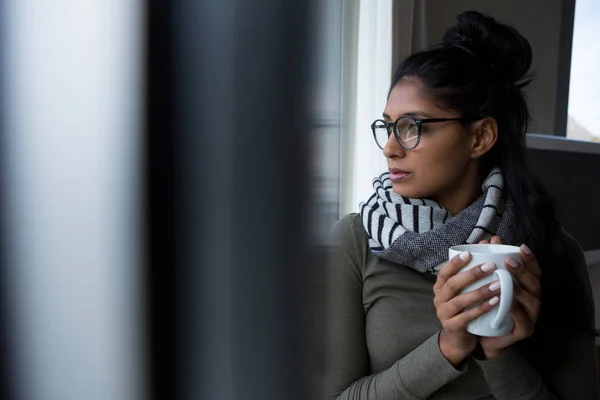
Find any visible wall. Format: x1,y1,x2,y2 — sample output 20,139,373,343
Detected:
393,0,574,135
526,134,600,345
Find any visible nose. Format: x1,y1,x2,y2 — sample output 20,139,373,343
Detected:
382,132,406,159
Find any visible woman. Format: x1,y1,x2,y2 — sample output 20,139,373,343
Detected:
323,11,598,400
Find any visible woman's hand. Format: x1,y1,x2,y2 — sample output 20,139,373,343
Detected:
478,236,542,359
434,251,502,366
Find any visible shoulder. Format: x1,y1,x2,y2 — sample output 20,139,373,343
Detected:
548,229,594,326
329,213,366,241
556,230,588,275
329,213,367,249
329,213,366,245
560,230,585,257
328,213,370,271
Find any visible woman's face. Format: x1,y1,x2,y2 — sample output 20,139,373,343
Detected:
382,79,481,211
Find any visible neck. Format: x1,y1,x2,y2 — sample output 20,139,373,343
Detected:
435,165,484,216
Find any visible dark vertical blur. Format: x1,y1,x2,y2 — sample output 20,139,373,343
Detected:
145,0,176,398
146,1,316,399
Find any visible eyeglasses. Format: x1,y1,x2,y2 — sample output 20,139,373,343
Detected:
371,115,475,150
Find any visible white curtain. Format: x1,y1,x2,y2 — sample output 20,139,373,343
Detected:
340,0,393,216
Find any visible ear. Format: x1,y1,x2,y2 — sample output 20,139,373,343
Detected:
469,118,498,158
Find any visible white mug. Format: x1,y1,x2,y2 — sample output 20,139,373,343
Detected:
448,244,521,337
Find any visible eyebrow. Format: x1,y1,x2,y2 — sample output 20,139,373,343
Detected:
382,111,434,120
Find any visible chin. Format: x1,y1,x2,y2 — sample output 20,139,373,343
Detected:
391,182,433,200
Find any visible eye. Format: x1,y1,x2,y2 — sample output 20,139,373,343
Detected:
397,121,419,144
404,123,419,141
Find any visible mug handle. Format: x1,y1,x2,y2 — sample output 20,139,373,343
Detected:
491,269,514,329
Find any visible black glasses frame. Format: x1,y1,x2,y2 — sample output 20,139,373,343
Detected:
371,115,476,150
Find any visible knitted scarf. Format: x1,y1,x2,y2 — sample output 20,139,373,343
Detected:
359,167,519,273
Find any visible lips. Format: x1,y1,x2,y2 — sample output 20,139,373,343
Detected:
389,168,411,181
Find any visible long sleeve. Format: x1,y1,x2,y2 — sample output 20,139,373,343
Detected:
475,329,597,400
475,348,557,399
474,232,598,400
322,216,466,400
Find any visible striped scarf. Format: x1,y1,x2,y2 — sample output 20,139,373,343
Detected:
359,167,518,273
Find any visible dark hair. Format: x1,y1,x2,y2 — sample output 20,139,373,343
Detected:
390,11,592,345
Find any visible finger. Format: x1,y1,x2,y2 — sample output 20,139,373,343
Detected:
444,295,501,331
479,307,535,349
480,334,514,351
435,251,472,291
479,240,490,244
514,284,541,323
510,307,535,339
520,244,541,280
505,256,541,298
437,261,497,303
510,298,520,311
437,279,501,320
490,236,502,244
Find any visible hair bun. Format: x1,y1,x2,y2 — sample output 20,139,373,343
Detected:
442,11,532,83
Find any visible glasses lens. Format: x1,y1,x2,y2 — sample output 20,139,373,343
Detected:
372,120,390,149
396,117,419,149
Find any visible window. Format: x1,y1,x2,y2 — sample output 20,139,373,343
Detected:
567,0,600,141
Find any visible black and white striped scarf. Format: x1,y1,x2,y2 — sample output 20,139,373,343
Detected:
359,167,518,273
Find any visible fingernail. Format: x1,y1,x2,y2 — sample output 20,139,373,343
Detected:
489,296,499,306
506,257,520,268
521,244,532,255
481,262,495,272
488,281,501,291
459,251,470,260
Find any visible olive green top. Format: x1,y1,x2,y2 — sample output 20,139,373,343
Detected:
321,213,598,399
